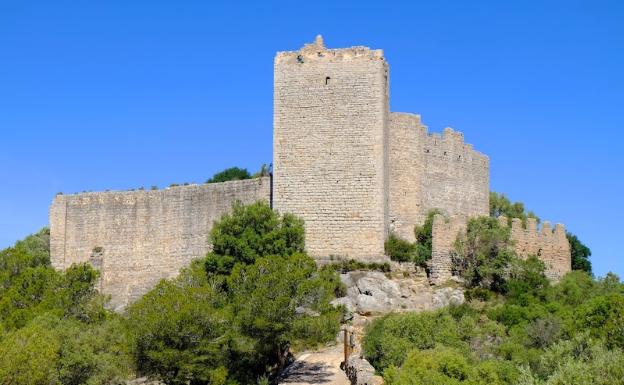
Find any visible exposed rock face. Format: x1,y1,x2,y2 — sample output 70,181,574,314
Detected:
344,355,383,385
330,264,464,316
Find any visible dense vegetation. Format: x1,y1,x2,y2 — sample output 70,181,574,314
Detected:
363,264,624,384
128,202,343,384
385,210,439,265
0,202,343,385
0,229,134,384
367,193,611,384
206,165,270,184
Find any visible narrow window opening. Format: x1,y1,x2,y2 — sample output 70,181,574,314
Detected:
325,76,331,85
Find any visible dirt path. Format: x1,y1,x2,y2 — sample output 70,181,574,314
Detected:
279,345,349,385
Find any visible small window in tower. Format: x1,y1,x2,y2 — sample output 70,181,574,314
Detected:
325,76,331,85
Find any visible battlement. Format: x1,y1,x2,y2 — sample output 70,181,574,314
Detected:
423,127,488,166
275,35,385,65
427,214,571,285
498,216,570,280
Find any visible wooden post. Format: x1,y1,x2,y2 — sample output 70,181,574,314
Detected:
343,327,349,363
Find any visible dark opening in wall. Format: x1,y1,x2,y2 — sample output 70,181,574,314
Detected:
325,76,331,85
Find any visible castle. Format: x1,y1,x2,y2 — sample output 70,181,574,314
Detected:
49,36,571,310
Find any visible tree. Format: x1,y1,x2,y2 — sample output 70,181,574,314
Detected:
489,192,539,225
206,167,251,183
128,203,340,384
206,201,305,274
127,276,233,385
453,216,515,292
566,231,592,274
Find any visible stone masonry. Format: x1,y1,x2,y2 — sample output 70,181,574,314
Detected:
274,36,489,259
50,177,270,310
273,36,390,259
428,214,571,283
49,36,571,308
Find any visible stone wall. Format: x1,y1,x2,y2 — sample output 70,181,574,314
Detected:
422,127,489,222
429,214,466,284
388,113,425,240
273,36,389,259
428,214,571,284
388,114,489,241
50,177,270,310
501,216,571,280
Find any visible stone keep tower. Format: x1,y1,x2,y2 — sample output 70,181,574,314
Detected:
273,36,390,259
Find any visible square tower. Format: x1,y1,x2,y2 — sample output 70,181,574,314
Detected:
273,36,389,260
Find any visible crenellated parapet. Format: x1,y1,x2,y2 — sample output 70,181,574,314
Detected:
498,216,571,280
428,214,572,285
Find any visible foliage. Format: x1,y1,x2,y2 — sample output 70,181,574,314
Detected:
385,210,440,266
322,259,391,273
489,192,539,225
453,216,514,292
207,201,305,274
0,231,134,385
384,233,417,263
127,203,341,384
566,231,592,274
206,167,251,183
413,209,441,262
363,259,624,385
490,191,592,274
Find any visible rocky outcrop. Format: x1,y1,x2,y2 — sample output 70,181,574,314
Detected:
331,264,464,316
344,355,383,385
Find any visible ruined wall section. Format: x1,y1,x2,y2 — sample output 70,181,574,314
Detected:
428,214,571,285
422,127,489,220
429,214,466,284
273,36,389,260
50,177,270,310
503,216,571,280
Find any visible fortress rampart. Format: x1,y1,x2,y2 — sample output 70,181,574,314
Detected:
429,214,571,284
49,37,571,308
50,177,270,310
388,113,489,241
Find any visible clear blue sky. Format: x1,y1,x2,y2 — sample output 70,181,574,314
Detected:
1,1,622,277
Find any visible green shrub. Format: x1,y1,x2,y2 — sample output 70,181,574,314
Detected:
384,233,417,263
363,310,463,371
453,216,514,292
207,201,305,274
322,259,391,273
206,166,251,183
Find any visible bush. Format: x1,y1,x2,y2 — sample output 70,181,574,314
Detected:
363,310,463,370
206,167,251,183
384,233,417,263
323,259,391,273
128,203,341,384
453,216,514,292
207,201,305,274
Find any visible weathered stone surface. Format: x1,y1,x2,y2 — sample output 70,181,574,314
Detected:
344,355,383,385
331,265,464,315
50,177,270,310
428,214,572,284
48,36,572,310
432,287,465,310
273,36,389,259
